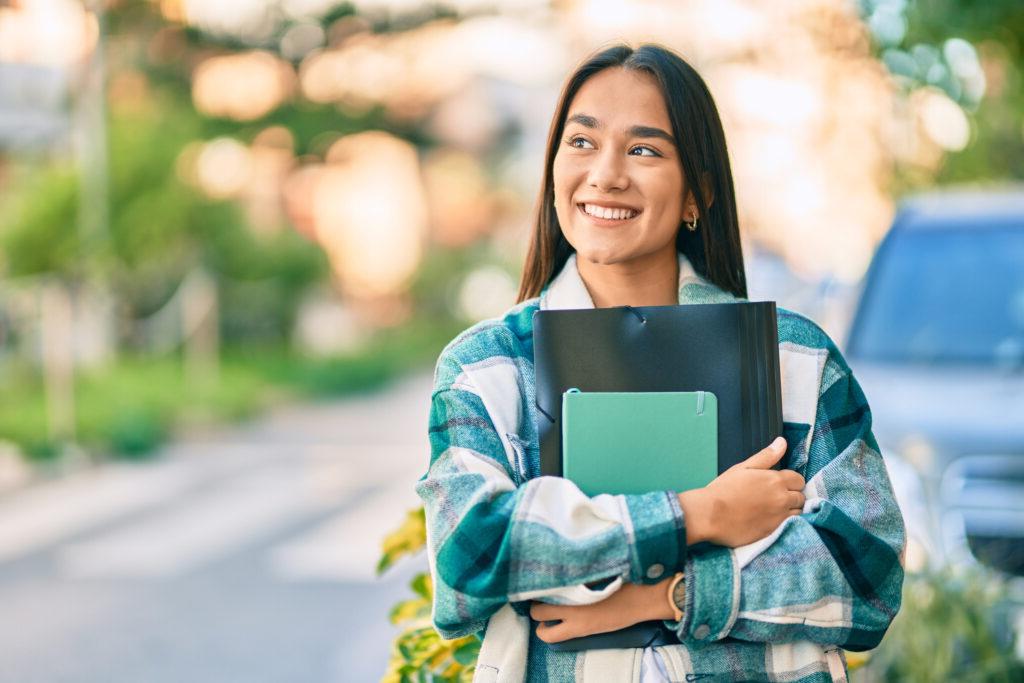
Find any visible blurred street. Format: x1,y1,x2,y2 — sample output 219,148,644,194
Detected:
2,0,1023,679
0,372,432,683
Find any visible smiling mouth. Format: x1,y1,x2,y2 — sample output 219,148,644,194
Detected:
576,203,642,223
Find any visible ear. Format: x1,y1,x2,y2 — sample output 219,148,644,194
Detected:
684,173,715,221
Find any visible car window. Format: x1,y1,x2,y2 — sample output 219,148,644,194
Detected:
850,224,1024,366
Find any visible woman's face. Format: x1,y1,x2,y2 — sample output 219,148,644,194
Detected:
552,66,692,269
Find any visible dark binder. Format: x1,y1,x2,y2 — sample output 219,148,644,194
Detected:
534,300,783,479
530,300,783,651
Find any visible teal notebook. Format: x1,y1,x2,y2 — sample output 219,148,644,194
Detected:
561,388,718,497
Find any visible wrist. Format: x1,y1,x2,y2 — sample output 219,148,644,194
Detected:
666,571,686,621
643,577,677,621
677,489,716,545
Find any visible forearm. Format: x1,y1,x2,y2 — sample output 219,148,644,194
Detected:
669,432,905,649
530,576,679,643
626,576,677,622
420,456,688,636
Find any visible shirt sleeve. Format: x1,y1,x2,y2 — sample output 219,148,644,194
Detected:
416,369,688,640
663,340,906,651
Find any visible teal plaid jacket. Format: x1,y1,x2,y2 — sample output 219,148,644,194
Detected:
415,253,906,682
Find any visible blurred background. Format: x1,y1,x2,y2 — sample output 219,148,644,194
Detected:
0,0,1021,681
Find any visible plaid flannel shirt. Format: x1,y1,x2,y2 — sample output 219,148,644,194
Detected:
415,252,906,682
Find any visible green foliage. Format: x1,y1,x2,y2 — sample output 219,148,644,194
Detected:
0,313,460,462
106,97,328,342
0,86,329,346
854,566,1024,682
859,0,1024,186
0,166,80,277
379,569,480,681
0,353,263,460
378,507,427,575
105,405,168,458
378,505,482,681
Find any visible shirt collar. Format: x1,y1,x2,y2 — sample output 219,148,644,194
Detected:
539,251,737,311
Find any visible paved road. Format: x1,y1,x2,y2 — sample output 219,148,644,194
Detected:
0,371,436,683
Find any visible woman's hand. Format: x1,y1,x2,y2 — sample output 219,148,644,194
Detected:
678,436,805,548
529,579,675,643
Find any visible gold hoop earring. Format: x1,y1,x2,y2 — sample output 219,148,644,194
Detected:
686,216,699,232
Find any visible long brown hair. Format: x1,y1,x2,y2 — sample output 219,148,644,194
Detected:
515,43,747,303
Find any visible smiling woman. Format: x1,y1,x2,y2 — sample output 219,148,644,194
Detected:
554,68,688,309
416,43,905,683
519,44,746,311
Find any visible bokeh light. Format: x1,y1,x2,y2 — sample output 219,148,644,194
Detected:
0,0,98,67
192,51,295,121
312,131,428,299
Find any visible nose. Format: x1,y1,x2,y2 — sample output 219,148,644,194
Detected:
587,147,629,192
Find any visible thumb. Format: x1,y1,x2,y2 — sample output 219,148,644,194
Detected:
742,436,787,469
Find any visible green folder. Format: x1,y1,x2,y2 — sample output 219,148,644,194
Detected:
561,388,718,497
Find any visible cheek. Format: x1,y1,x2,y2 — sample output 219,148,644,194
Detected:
552,154,571,196
646,177,685,225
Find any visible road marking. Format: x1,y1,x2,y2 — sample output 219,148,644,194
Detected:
269,477,422,583
0,460,200,564
57,461,358,579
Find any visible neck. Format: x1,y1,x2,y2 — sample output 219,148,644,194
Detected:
576,246,680,308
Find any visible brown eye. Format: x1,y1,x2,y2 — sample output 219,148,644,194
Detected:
630,145,660,157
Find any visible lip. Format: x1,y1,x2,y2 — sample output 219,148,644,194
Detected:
577,199,641,211
576,202,642,225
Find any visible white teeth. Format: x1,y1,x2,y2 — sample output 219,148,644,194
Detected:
582,204,638,220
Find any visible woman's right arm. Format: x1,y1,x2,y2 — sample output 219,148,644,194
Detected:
415,376,688,640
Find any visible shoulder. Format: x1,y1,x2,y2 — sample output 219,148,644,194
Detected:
776,306,834,353
432,297,542,393
776,306,853,397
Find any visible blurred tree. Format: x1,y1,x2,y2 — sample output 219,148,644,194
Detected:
0,94,329,345
860,0,1024,185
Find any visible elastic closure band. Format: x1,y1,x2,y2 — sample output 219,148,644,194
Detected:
623,305,646,324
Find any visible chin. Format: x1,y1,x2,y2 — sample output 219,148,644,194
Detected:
574,247,627,266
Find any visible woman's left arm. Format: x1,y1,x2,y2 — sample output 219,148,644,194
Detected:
666,339,906,652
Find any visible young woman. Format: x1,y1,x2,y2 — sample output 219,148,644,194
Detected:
416,44,905,682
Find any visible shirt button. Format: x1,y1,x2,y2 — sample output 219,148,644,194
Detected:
694,624,711,639
645,563,665,579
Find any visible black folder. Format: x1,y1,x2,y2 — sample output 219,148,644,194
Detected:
530,300,783,651
534,300,783,478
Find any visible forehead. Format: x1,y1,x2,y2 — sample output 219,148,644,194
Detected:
565,67,671,130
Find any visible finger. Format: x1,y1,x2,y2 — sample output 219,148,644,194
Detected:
536,619,574,643
743,437,787,470
530,602,555,621
789,490,805,510
781,469,806,490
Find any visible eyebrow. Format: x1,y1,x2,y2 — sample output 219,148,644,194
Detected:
566,113,675,145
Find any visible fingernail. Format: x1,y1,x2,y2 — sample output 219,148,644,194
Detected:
772,436,786,451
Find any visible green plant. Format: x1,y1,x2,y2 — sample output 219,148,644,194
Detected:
853,566,1024,682
378,506,480,682
106,406,168,457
